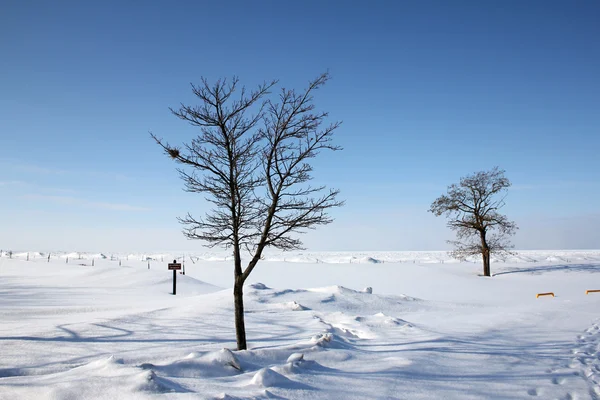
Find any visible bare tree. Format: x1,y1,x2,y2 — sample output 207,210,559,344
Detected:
151,73,343,350
429,167,517,277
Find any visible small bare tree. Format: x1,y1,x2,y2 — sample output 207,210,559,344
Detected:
151,73,343,350
429,167,517,277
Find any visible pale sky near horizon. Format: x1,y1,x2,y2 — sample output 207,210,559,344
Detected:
1,1,599,252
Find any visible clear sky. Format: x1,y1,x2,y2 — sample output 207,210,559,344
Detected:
1,0,599,252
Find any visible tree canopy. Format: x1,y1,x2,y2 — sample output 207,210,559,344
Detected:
429,167,517,276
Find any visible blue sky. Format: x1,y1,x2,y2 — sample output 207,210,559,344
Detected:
1,0,599,252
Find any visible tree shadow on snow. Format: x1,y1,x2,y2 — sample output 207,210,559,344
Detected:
493,263,600,276
0,314,310,348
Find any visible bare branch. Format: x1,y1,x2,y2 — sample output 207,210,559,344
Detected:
151,73,343,350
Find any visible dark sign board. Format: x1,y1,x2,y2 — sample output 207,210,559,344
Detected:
168,263,182,270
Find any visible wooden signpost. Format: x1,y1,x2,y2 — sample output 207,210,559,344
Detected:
168,260,182,295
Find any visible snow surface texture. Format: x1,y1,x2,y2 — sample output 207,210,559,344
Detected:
1,250,600,399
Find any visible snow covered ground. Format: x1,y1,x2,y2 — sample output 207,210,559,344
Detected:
1,250,600,399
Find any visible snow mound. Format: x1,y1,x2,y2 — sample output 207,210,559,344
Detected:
249,367,294,388
359,313,414,328
316,313,372,339
146,274,222,295
248,283,423,324
22,356,189,398
286,353,304,363
131,369,183,393
76,355,124,372
308,285,360,295
205,348,241,371
314,309,416,341
280,301,309,311
151,348,241,378
214,394,243,400
310,332,334,346
250,282,270,290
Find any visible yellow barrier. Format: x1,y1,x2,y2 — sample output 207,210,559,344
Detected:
536,292,554,298
586,290,600,295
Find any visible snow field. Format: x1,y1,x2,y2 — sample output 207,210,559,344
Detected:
1,251,600,399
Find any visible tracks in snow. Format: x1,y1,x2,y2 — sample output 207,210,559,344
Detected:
571,323,600,399
528,321,600,399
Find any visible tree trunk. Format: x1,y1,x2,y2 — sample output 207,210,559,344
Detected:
233,276,247,350
482,249,491,277
480,231,491,277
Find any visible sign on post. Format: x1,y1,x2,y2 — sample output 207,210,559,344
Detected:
168,262,182,270
168,260,182,295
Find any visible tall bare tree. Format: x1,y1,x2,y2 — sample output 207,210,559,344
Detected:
429,167,517,277
151,73,343,350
